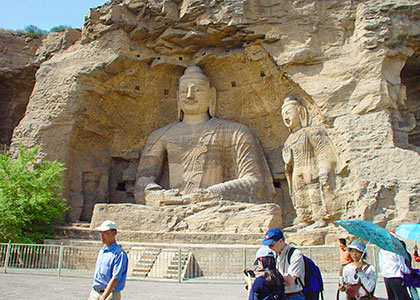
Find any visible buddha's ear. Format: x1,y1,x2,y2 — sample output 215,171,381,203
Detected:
177,91,183,121
298,105,309,127
209,87,217,117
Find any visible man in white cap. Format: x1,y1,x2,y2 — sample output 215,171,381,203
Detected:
88,220,128,300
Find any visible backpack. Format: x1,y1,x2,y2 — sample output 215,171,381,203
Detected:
287,247,324,300
259,287,283,300
403,266,420,288
254,271,285,300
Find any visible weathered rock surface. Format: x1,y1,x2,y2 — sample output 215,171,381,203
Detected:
0,29,81,147
90,201,282,233
36,29,81,62
7,0,420,243
0,31,42,146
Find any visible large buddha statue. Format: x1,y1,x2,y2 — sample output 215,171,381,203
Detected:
281,95,345,228
134,66,275,205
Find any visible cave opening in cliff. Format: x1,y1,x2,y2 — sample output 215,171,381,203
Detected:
401,51,420,147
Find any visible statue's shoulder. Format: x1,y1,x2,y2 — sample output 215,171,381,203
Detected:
303,126,329,138
147,121,180,141
211,117,253,133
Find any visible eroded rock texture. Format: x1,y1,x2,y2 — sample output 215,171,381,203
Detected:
10,0,420,238
0,28,81,147
0,32,41,146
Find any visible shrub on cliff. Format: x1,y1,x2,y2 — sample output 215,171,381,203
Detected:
50,25,71,32
24,24,48,37
0,144,68,243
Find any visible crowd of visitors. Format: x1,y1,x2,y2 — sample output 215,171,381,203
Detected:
87,221,419,300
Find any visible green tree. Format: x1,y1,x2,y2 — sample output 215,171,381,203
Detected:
50,25,71,32
24,24,48,36
0,144,68,243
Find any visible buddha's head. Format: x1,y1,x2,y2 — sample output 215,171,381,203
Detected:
177,66,216,121
281,94,309,132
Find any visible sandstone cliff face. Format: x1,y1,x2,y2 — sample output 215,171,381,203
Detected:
11,0,420,235
0,31,41,146
0,29,81,147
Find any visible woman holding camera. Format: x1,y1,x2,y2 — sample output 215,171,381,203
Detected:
244,247,285,300
339,240,377,300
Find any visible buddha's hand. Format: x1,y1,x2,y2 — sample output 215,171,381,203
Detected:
185,188,221,202
163,189,181,196
145,182,163,191
193,188,213,194
144,183,164,198
194,188,222,197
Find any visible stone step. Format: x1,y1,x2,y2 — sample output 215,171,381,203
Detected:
130,248,163,278
133,268,150,273
67,222,91,228
131,271,148,277
135,262,153,266
138,256,159,261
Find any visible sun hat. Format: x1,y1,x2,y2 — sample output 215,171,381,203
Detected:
95,220,117,231
254,246,275,265
347,239,366,253
261,228,284,246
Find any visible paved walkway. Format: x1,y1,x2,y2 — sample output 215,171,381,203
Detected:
0,272,394,300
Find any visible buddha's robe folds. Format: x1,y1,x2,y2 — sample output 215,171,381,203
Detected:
136,118,275,203
282,126,344,222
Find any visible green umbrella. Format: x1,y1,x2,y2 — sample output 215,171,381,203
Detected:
335,218,408,259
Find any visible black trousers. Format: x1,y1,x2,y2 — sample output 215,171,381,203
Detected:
384,277,411,300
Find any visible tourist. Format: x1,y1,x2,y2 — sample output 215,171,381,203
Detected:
399,239,420,300
339,240,377,300
379,245,411,300
414,244,420,262
88,220,128,300
338,238,353,280
244,246,285,300
261,228,305,300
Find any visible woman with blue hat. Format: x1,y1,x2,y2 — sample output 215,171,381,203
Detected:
339,239,378,300
244,246,285,300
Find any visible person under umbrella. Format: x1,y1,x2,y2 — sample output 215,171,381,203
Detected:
379,240,412,300
339,240,377,300
335,219,408,259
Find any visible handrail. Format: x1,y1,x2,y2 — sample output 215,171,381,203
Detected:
0,242,418,281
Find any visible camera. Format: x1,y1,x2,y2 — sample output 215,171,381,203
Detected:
243,269,255,277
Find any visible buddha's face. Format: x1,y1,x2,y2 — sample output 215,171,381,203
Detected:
282,103,301,131
179,78,210,116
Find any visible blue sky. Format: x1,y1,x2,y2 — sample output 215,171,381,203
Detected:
0,0,109,31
